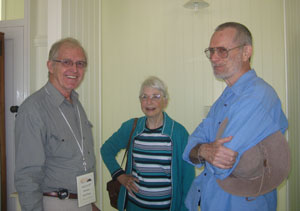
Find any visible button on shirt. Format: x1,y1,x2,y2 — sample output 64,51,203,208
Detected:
14,82,96,211
183,70,288,211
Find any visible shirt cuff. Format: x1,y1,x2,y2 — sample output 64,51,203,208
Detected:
112,168,125,180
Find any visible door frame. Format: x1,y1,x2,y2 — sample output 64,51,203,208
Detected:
0,0,30,210
0,2,30,97
0,31,6,211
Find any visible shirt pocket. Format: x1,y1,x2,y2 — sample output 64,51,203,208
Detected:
46,133,76,159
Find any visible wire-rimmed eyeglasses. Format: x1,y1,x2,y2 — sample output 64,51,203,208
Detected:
52,59,87,69
139,94,162,102
204,44,245,59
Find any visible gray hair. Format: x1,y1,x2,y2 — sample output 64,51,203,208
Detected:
139,76,169,100
48,37,87,62
215,22,252,46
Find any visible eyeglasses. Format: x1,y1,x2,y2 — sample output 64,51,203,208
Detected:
52,59,87,69
204,44,245,59
139,94,162,102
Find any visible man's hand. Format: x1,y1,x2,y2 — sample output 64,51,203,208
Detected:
200,136,238,169
189,144,204,164
117,174,139,196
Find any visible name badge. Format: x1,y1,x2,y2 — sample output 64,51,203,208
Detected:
76,172,96,207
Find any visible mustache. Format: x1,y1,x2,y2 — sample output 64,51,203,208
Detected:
211,62,225,68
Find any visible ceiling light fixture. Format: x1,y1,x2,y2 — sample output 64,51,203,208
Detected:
183,0,209,11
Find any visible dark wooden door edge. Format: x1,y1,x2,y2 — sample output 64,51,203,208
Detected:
0,32,7,211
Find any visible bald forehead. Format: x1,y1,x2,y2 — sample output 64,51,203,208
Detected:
209,27,238,47
59,42,81,52
58,43,86,59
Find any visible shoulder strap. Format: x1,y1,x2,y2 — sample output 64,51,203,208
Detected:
121,118,138,167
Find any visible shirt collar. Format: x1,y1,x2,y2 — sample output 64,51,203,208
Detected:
44,81,79,107
225,69,257,96
137,112,174,137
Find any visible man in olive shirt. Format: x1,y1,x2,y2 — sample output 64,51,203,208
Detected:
14,38,98,211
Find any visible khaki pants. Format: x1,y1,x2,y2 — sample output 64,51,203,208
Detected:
43,196,92,211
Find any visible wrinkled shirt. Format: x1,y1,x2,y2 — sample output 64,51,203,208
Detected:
14,82,96,211
183,70,288,211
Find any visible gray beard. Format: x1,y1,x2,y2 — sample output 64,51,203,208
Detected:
213,64,242,80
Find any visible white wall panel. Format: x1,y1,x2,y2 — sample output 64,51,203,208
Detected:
30,0,48,93
285,0,300,210
61,0,102,208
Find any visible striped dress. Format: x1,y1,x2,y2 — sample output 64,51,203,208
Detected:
127,125,172,211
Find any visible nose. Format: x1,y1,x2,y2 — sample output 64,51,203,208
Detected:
146,97,153,104
71,63,79,72
209,49,218,61
210,50,221,63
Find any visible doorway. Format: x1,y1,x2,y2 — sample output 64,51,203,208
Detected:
0,20,29,211
0,1,30,210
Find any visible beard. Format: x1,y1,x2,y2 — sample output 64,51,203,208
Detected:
212,54,243,80
213,67,239,80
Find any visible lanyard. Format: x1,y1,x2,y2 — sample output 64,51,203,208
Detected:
58,106,87,171
45,86,87,171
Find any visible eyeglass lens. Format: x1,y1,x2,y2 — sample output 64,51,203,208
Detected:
140,94,161,101
205,47,229,59
204,45,244,59
53,59,87,68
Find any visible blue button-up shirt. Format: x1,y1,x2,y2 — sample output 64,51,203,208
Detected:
183,70,288,211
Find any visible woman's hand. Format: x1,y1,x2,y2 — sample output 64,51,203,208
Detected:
117,174,139,195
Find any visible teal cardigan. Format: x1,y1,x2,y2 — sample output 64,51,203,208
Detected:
101,112,195,211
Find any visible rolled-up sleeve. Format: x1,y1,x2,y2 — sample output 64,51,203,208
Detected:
207,95,284,179
182,116,214,168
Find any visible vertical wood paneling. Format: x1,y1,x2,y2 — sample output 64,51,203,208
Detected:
31,0,48,93
103,0,286,131
3,0,24,20
285,0,300,210
61,0,102,208
0,31,7,211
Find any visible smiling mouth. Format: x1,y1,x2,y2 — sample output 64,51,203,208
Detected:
146,107,156,111
66,75,77,79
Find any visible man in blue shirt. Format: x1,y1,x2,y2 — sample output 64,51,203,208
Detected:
183,22,288,211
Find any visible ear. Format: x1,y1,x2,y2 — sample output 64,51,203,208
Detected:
242,45,252,62
47,60,54,74
163,98,169,108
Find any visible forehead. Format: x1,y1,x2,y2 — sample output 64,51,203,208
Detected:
209,27,237,48
57,44,85,59
142,86,161,94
